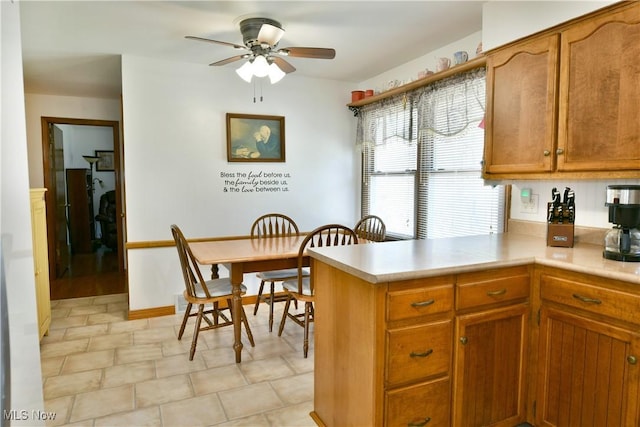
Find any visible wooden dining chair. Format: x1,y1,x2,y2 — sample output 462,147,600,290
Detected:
250,213,308,332
354,214,386,242
171,224,254,360
278,224,358,357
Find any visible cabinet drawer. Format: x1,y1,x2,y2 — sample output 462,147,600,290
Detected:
540,274,640,325
457,266,530,311
386,376,450,427
386,320,452,386
387,282,454,322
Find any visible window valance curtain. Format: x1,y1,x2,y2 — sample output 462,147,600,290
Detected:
356,67,505,239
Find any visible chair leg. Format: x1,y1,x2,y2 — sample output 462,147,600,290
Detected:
303,301,311,358
268,281,276,332
189,304,204,361
253,280,266,315
213,301,220,325
278,294,292,336
178,302,192,340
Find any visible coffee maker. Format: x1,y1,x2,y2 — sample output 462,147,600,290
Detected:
603,185,640,262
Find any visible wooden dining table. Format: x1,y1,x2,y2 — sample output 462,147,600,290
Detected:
189,235,308,363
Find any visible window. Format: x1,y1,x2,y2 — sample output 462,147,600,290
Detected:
358,68,505,239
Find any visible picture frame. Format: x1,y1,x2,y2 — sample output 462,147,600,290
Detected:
95,150,115,172
226,113,285,162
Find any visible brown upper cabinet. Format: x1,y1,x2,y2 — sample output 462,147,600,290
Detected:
484,1,640,180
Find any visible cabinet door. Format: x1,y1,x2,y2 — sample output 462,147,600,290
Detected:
557,4,640,172
30,189,51,339
453,303,529,427
484,34,559,175
537,307,640,427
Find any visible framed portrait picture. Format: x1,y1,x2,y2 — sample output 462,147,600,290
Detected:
226,113,285,162
95,150,115,171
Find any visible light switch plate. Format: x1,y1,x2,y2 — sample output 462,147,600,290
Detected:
520,194,539,214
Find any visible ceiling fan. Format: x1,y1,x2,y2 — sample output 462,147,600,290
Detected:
186,17,336,83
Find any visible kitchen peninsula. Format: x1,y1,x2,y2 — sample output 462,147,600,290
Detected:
308,233,640,426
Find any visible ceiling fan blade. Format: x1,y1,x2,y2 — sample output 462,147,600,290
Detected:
257,23,285,46
209,55,248,67
271,57,296,74
185,35,247,51
277,47,336,59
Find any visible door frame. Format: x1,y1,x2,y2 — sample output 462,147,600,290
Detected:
41,117,125,281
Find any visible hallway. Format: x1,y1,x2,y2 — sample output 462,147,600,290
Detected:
50,246,127,300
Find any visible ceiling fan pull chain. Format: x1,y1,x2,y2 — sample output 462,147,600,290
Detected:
260,79,264,102
253,80,257,103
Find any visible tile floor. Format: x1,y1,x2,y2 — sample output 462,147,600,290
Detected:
40,294,316,426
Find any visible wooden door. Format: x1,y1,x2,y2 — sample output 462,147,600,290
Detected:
453,303,529,427
537,306,640,426
557,4,640,172
66,169,92,254
484,34,559,176
51,124,70,277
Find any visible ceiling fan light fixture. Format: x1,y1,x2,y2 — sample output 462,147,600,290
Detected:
252,55,270,77
236,61,254,82
268,62,285,84
257,23,285,46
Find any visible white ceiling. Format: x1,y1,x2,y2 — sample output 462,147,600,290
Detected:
19,1,485,98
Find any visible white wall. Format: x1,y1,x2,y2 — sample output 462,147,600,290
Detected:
509,180,640,229
121,54,356,310
358,31,483,95
1,2,45,423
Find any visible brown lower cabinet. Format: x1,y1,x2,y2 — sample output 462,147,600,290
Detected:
454,304,529,426
311,260,640,427
535,268,640,427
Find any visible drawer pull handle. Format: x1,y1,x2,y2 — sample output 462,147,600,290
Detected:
408,417,431,426
572,293,601,304
487,289,507,296
411,299,435,308
410,349,433,358
460,336,468,345
628,356,637,365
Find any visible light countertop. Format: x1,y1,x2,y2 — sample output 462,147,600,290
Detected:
308,233,640,285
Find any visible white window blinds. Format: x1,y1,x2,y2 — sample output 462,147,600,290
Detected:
358,68,505,239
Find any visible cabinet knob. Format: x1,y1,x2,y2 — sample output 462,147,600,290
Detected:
460,336,468,345
408,417,431,426
556,148,564,155
628,356,638,365
543,150,551,156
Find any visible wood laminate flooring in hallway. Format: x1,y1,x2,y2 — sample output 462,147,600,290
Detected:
50,246,127,300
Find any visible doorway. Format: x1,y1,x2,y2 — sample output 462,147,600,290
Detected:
41,117,126,299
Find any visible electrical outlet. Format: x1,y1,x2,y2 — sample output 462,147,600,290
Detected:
520,194,539,214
